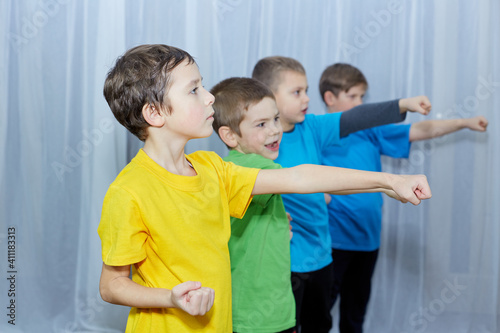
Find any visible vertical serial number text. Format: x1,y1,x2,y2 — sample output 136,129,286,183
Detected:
6,227,17,325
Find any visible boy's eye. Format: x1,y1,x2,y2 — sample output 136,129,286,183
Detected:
257,122,265,127
190,87,198,94
274,116,280,122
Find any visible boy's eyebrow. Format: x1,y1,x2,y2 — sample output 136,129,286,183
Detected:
187,77,202,88
251,110,280,124
252,116,272,124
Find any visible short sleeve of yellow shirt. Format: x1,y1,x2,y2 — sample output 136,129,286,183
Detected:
98,149,259,333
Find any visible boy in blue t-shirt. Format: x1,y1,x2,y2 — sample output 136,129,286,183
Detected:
252,56,434,333
319,63,488,333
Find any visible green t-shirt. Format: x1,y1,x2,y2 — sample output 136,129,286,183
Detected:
224,150,295,333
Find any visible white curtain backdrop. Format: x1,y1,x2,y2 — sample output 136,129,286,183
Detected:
0,1,498,332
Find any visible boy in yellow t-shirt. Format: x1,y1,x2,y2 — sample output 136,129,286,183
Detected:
98,44,432,332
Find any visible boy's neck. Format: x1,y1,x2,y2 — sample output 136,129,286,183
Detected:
326,105,341,114
143,136,196,176
283,124,295,133
281,121,296,133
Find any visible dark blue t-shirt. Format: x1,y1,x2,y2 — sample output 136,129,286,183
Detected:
322,123,411,251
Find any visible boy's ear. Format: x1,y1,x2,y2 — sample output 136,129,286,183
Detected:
323,91,337,107
142,103,165,127
218,126,239,148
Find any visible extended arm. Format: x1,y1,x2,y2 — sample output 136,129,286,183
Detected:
332,188,409,202
99,263,214,315
339,96,432,138
409,116,488,142
252,165,431,205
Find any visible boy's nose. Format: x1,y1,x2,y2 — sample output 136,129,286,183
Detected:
206,90,215,106
269,123,282,135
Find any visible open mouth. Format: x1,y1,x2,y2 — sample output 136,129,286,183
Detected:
301,108,308,115
265,141,280,151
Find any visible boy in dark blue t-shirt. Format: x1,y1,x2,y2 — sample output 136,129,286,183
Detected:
319,63,488,333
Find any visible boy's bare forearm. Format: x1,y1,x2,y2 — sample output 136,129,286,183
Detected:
329,187,389,195
254,165,392,195
99,263,215,315
253,165,431,205
330,188,404,202
410,119,464,141
409,116,488,142
100,263,172,308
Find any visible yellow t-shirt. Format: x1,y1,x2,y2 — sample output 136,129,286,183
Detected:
98,149,259,332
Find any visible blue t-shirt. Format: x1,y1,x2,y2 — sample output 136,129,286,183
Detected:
275,113,341,273
322,123,412,251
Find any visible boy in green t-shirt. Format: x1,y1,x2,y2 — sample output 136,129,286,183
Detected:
211,78,295,333
210,77,431,333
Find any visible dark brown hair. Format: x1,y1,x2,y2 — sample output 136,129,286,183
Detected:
103,44,195,141
319,63,368,102
211,77,275,148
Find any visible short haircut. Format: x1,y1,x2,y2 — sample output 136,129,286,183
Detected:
103,44,195,141
319,63,368,102
252,56,306,92
211,77,275,148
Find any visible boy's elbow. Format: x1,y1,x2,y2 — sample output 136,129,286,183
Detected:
99,273,120,304
99,263,131,304
99,281,113,304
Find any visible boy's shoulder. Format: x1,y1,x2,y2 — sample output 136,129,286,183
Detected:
185,150,230,175
187,150,224,164
223,150,281,170
284,113,341,141
292,113,341,133
304,112,341,123
189,151,263,183
109,150,149,186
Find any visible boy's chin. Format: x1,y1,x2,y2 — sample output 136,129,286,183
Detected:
197,128,213,139
264,151,279,161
